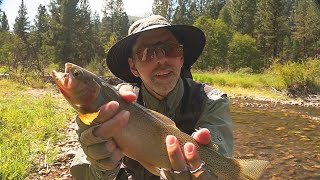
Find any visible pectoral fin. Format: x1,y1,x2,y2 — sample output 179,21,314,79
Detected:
79,111,100,125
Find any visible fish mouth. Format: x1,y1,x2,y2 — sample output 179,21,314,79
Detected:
51,63,74,88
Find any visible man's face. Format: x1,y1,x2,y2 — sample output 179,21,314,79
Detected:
128,28,184,99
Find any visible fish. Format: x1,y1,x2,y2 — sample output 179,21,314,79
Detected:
51,63,269,180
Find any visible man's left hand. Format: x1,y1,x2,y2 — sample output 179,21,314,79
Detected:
162,128,215,180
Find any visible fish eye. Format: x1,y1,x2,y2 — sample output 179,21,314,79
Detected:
73,69,82,78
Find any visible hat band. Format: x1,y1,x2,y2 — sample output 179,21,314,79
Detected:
132,24,170,34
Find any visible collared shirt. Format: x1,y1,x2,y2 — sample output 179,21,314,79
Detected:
140,78,233,157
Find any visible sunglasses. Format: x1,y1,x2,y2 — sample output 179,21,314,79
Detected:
135,42,183,62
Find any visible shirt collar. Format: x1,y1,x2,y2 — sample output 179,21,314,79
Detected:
141,78,184,115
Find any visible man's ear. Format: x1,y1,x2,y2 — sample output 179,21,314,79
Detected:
128,58,139,77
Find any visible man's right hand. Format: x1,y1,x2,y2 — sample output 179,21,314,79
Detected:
77,84,136,170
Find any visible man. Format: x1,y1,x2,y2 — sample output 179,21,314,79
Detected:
71,15,233,180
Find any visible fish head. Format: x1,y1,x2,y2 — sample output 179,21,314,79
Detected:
51,63,101,114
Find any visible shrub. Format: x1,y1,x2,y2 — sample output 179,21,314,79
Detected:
268,58,320,93
227,33,263,72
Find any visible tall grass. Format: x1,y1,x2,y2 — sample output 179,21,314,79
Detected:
193,72,285,89
0,80,75,179
192,71,287,98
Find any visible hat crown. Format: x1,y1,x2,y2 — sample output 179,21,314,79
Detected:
128,15,171,35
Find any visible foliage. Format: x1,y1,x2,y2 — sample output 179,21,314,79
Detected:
292,0,320,59
0,12,9,32
0,80,75,179
14,0,30,43
254,0,289,59
152,0,175,20
268,58,320,92
193,17,232,70
228,32,263,72
227,0,257,35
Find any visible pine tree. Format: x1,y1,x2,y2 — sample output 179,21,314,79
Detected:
172,0,189,24
33,5,49,48
14,0,30,42
92,11,105,62
74,0,95,65
101,0,129,41
152,0,175,20
254,0,289,59
60,0,78,65
228,0,257,35
28,4,51,75
293,0,320,59
1,12,10,32
113,0,129,38
47,0,63,66
203,0,225,19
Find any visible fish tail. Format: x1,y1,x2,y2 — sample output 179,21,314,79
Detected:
237,159,269,180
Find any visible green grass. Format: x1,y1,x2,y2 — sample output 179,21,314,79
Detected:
193,72,288,99
0,80,76,179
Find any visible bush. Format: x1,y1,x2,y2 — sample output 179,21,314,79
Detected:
268,58,320,93
228,33,263,72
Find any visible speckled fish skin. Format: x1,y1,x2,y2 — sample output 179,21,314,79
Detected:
52,63,269,180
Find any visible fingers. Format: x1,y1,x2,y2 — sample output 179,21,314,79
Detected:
166,135,188,171
94,101,119,124
118,84,136,103
165,134,215,180
192,128,211,145
184,143,215,180
93,110,130,140
184,143,202,171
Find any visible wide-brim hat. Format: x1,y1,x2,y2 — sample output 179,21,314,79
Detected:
106,15,206,83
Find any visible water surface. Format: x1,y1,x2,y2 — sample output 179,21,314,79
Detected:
231,98,320,180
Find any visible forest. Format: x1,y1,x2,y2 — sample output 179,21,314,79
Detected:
0,0,319,92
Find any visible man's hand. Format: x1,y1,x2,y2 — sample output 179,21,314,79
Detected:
78,84,136,170
163,128,215,180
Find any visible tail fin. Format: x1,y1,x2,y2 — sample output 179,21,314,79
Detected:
238,159,269,180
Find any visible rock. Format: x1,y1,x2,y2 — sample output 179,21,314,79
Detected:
38,169,49,175
282,155,295,160
65,150,77,158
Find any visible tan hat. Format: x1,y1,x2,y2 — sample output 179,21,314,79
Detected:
106,15,206,83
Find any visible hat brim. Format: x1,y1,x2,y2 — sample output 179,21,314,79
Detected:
106,25,206,83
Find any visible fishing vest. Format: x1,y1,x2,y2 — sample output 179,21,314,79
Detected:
115,78,216,180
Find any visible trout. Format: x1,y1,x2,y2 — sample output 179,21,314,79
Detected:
52,63,269,180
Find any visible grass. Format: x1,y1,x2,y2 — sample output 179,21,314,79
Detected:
193,71,289,100
0,80,76,179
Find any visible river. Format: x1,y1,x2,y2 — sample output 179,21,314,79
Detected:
231,97,320,179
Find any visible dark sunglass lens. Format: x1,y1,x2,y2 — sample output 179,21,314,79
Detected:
166,43,183,57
